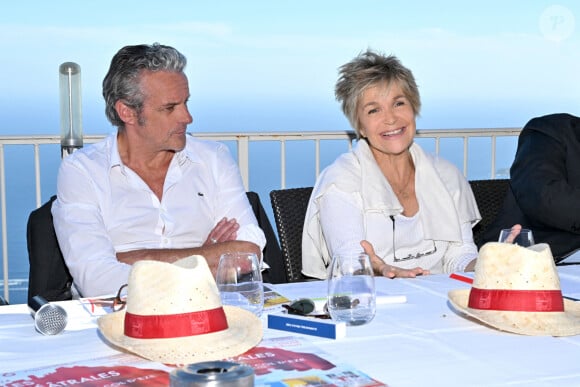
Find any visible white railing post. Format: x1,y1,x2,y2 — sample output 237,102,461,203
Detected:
463,136,469,177
491,135,497,179
280,140,287,189
33,144,42,208
315,139,321,178
237,135,250,191
0,145,7,303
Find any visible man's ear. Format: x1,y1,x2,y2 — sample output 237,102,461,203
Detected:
115,100,137,125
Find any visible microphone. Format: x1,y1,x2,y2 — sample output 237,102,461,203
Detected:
28,295,68,335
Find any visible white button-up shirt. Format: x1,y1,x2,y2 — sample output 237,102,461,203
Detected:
52,133,266,297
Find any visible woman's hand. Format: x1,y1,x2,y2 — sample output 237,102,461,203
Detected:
361,240,429,278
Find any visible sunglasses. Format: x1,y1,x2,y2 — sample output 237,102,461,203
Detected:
390,215,438,262
113,284,128,312
282,296,360,319
282,298,331,319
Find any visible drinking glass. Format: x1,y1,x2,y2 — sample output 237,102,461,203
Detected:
216,252,264,317
499,228,535,247
327,253,376,326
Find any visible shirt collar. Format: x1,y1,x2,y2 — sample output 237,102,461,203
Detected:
108,133,122,169
107,132,197,170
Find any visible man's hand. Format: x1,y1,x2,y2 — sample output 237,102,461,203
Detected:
361,240,429,278
501,224,522,243
116,216,261,278
204,217,239,246
117,240,261,278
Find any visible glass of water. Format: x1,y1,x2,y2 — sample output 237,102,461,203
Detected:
499,226,535,247
216,252,264,317
327,253,376,326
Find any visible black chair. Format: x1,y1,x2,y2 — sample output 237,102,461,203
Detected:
27,195,73,302
469,179,510,247
245,191,286,284
269,187,314,282
26,192,285,301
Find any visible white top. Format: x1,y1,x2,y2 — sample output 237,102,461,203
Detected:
52,133,266,297
302,140,480,279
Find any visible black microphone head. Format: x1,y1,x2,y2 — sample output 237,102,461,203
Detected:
28,295,68,335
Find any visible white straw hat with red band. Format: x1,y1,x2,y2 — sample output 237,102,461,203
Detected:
448,242,580,336
97,255,262,365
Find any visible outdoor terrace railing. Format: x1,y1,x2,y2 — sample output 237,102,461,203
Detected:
0,127,521,302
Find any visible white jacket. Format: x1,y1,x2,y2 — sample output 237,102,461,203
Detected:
302,140,481,279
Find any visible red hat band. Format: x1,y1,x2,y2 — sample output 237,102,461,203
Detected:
468,288,564,312
124,307,229,339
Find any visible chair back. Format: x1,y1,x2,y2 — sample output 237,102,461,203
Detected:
469,179,510,246
27,195,73,302
245,191,286,283
269,187,313,282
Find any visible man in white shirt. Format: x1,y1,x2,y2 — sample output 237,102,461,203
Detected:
52,43,266,297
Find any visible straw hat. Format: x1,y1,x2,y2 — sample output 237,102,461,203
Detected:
97,255,263,364
448,242,580,336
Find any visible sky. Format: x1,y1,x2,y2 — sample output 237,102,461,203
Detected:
0,1,579,135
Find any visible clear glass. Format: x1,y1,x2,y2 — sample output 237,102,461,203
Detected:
327,253,376,326
498,228,535,247
216,252,264,316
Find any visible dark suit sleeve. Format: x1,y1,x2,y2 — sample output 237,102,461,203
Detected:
510,118,580,233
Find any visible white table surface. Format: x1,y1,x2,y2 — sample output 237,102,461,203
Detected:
1,266,580,387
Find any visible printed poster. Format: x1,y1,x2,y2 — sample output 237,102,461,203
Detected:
1,336,386,387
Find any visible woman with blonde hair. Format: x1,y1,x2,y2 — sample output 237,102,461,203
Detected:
302,50,480,279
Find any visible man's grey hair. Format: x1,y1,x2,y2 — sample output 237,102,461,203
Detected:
102,43,187,128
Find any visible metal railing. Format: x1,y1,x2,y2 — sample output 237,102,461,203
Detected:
0,127,521,302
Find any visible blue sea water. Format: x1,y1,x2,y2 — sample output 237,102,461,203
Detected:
0,132,518,305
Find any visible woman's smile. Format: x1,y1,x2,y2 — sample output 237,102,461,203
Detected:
381,127,405,137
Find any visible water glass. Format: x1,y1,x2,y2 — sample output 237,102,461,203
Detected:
216,252,264,317
499,228,535,247
327,253,376,326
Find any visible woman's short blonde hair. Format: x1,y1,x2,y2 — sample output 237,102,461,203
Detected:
335,50,421,138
